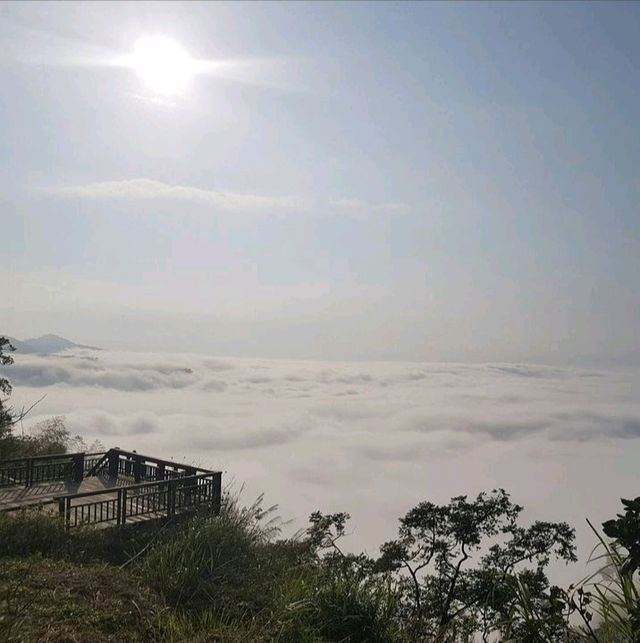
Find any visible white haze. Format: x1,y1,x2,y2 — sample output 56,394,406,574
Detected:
6,348,640,586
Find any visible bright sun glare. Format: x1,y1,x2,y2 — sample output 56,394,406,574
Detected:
126,36,196,96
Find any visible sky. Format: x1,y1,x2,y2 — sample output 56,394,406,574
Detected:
2,1,639,363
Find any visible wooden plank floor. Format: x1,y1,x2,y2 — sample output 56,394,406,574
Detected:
1,474,210,527
0,476,171,527
0,475,123,512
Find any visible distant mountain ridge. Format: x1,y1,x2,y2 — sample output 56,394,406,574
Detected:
8,334,101,355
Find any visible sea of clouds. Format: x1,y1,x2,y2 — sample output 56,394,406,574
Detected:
5,349,640,584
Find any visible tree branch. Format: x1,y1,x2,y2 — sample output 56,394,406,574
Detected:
9,394,47,427
439,541,469,632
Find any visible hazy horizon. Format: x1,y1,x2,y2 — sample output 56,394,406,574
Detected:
4,330,640,370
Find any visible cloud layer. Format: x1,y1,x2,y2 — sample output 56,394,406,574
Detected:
49,178,300,212
7,352,640,448
5,350,640,584
46,179,410,217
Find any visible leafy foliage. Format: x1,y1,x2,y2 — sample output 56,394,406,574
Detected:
375,489,576,640
502,500,640,643
0,336,15,435
0,338,81,459
603,497,640,579
0,414,100,460
5,492,640,642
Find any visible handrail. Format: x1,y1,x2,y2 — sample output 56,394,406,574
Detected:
0,453,84,488
0,452,88,466
2,498,57,512
0,449,212,474
55,470,223,528
53,471,220,501
107,448,214,474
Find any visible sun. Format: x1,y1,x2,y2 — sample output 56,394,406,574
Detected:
125,36,197,96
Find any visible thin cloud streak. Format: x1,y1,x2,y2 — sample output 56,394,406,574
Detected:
329,198,411,215
45,179,411,216
48,178,302,212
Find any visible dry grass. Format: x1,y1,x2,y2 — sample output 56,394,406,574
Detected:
0,557,164,643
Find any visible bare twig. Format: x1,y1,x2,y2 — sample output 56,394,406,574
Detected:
9,394,47,427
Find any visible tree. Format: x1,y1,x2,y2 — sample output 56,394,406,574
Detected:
0,338,73,458
375,489,576,641
16,416,94,456
518,498,640,642
0,336,16,435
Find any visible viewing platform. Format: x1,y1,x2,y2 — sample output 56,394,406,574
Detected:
0,448,222,528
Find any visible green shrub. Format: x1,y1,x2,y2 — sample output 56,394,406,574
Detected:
309,568,403,643
0,508,70,558
0,506,185,566
143,512,262,611
141,497,288,615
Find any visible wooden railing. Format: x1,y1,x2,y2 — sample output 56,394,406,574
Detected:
0,448,212,489
56,471,222,528
0,452,89,488
84,452,109,476
1,447,222,528
103,448,203,483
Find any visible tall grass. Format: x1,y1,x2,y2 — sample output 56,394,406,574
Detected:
0,508,70,558
574,520,640,642
309,568,403,643
0,504,204,566
505,518,640,643
140,494,285,613
140,493,407,642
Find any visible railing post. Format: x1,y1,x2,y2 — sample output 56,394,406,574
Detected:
108,450,119,479
58,496,66,521
212,472,222,515
157,464,167,512
182,469,193,507
167,479,176,517
121,488,128,526
133,455,143,483
26,458,33,487
72,453,85,483
65,497,71,529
